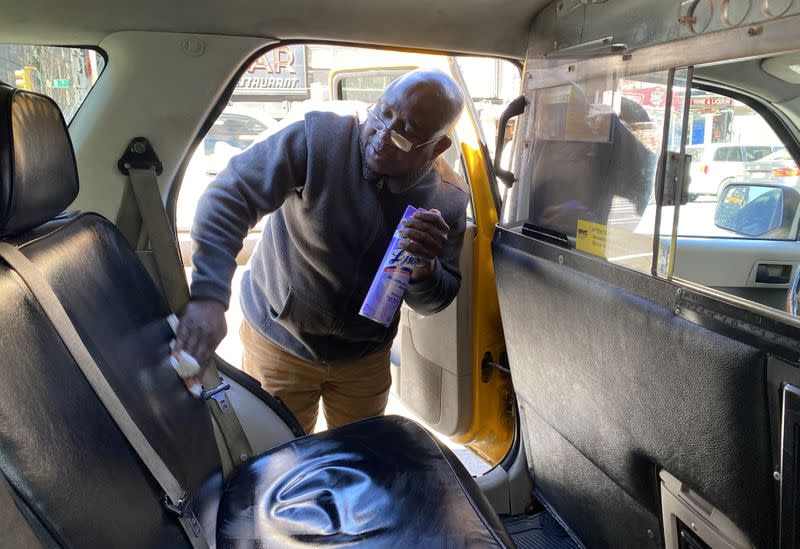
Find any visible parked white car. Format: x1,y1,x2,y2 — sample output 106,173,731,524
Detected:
686,143,782,198
741,148,799,189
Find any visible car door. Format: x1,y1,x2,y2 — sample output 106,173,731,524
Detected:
331,59,515,464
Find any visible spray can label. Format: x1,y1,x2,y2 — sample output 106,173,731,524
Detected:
359,205,419,326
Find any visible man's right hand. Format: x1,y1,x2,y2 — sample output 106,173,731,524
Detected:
174,299,228,368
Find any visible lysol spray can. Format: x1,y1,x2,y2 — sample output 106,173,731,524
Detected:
359,205,420,326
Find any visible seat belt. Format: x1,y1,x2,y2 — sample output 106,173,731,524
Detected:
0,243,209,549
119,138,253,472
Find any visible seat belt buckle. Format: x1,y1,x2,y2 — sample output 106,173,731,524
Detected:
163,491,191,517
201,380,232,413
163,492,202,537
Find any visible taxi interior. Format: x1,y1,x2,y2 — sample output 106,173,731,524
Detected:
3,0,800,548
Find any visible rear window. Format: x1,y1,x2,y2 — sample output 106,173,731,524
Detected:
335,69,411,102
714,146,742,161
0,45,105,123
743,146,775,162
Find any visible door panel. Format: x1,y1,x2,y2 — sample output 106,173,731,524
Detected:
494,226,778,549
393,223,475,436
672,236,798,310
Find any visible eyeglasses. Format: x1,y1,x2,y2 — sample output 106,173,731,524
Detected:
366,102,444,153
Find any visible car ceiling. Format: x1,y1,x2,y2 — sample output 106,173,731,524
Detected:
0,0,547,59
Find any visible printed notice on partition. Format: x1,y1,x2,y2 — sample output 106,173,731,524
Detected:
576,219,607,258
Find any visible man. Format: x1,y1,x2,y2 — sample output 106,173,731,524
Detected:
176,69,468,434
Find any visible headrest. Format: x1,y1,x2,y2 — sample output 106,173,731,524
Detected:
0,83,79,236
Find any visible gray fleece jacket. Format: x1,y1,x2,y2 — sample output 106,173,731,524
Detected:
190,111,469,363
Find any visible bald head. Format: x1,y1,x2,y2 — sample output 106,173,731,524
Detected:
383,69,465,135
362,69,466,177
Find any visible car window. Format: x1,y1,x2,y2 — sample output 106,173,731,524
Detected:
743,146,775,162
336,71,409,103
508,57,797,316
222,114,267,133
507,61,797,263
663,90,791,241
0,45,105,123
204,113,271,157
715,146,740,161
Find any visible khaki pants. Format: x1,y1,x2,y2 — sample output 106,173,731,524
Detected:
240,320,392,435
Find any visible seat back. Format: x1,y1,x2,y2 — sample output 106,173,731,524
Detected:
0,84,222,547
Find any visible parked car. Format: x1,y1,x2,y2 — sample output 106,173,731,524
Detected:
686,142,782,198
203,109,275,156
742,147,799,189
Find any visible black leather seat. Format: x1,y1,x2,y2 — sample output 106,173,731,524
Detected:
219,416,512,547
0,83,513,548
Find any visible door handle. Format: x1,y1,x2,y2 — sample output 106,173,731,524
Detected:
755,263,793,284
493,95,528,189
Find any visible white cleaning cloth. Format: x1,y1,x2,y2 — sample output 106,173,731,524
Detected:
167,314,203,397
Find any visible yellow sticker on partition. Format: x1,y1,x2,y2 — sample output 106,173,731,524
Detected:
576,219,607,258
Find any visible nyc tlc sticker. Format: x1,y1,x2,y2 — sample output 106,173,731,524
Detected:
576,219,607,258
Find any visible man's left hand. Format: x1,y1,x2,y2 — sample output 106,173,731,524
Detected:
398,208,449,282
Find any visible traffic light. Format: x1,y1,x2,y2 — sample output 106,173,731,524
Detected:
13,66,37,91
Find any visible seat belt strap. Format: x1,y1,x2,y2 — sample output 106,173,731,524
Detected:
0,243,209,549
126,168,190,310
120,138,253,471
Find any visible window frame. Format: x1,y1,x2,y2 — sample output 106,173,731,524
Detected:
0,44,108,126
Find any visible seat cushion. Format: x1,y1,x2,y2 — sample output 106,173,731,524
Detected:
217,415,513,548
